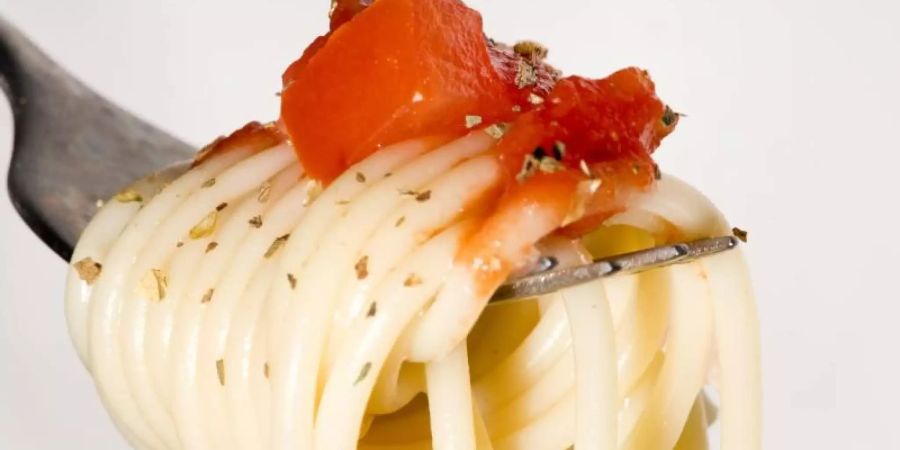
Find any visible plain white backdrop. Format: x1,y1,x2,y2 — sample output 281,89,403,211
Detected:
0,0,898,448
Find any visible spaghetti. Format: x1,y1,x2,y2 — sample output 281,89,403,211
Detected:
63,0,760,449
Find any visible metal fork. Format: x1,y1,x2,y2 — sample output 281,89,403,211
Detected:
0,18,739,303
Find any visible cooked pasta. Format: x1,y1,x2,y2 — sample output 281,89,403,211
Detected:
64,0,760,449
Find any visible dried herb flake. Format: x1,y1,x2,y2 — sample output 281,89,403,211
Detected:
579,159,594,178
264,234,290,258
287,273,297,289
732,227,749,243
354,362,372,385
404,273,423,287
73,257,102,285
355,255,369,280
415,190,432,202
139,269,168,302
216,359,225,385
190,210,218,239
513,40,549,60
113,189,143,203
258,180,272,203
516,155,538,182
662,105,678,127
553,141,566,160
303,179,323,206
515,59,538,88
484,123,509,139
539,157,563,173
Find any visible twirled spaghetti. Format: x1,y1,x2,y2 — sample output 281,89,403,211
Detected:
63,0,760,449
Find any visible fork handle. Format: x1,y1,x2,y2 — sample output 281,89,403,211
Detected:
1,17,192,260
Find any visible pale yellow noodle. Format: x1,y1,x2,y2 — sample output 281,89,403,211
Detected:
66,135,759,450
269,133,493,449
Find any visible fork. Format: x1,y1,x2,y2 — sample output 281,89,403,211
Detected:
0,18,738,303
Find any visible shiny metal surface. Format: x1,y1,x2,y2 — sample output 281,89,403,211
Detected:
490,236,739,302
0,17,192,260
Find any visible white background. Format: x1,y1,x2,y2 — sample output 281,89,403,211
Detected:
1,0,898,448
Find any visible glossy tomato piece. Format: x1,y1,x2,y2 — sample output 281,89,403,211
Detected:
323,0,559,101
491,68,676,235
497,68,676,176
547,69,676,165
281,0,519,182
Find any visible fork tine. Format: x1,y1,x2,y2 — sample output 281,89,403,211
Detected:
489,236,739,303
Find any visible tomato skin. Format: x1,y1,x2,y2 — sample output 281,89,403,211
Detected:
191,121,284,168
282,0,374,85
281,35,330,86
328,0,373,30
